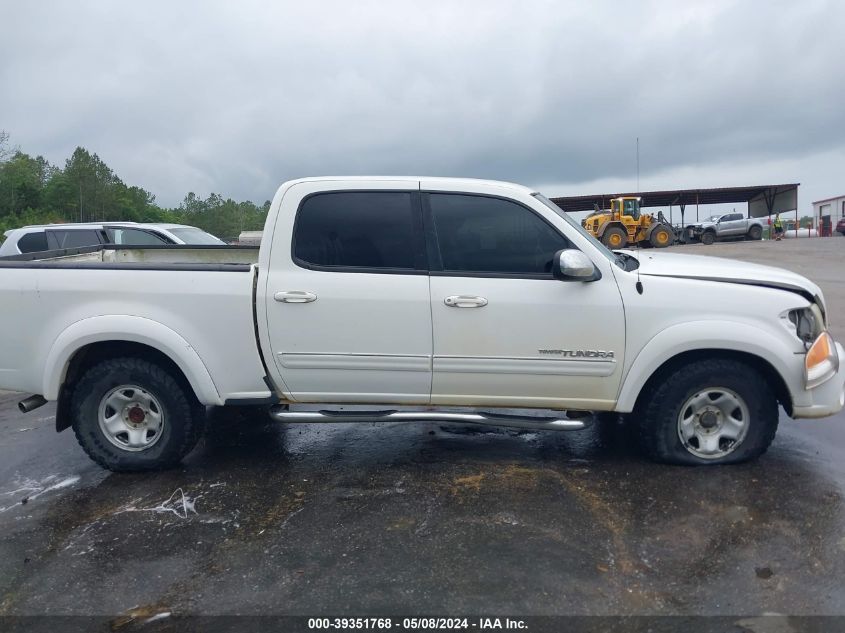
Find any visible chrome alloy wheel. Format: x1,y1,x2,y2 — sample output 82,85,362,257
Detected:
97,385,165,452
677,387,750,460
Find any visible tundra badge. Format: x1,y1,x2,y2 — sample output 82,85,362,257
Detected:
538,349,615,358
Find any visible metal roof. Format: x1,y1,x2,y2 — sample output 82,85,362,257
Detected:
550,184,799,213
811,194,845,205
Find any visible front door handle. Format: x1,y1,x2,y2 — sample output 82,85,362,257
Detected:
274,291,317,303
444,295,488,308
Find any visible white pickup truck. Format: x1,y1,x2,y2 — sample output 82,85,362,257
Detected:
691,212,765,245
1,177,842,471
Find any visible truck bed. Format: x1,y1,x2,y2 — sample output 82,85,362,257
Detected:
0,244,259,268
0,244,270,403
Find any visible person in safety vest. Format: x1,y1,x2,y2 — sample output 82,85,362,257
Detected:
773,213,784,241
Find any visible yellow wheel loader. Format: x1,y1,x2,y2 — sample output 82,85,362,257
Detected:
581,196,674,249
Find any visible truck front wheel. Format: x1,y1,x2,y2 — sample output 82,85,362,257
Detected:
602,226,628,249
701,231,716,245
649,224,674,248
70,357,206,472
637,359,778,465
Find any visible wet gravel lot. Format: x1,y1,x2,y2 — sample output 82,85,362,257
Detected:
1,238,844,621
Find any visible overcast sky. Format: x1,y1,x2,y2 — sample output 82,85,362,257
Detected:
2,0,844,212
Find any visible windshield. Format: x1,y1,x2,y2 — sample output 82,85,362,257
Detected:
167,227,226,245
532,193,620,265
623,199,640,220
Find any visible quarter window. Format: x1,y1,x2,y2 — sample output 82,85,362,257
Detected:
294,192,417,270
429,194,571,275
17,231,49,254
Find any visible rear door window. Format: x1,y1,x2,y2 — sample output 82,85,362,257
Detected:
105,228,170,245
47,230,103,249
293,191,422,271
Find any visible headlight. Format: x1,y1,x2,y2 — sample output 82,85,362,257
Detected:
788,308,821,344
805,331,839,389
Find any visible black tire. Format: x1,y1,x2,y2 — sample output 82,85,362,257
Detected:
747,225,763,240
602,226,628,249
701,231,716,245
70,357,206,472
649,224,674,248
636,358,778,465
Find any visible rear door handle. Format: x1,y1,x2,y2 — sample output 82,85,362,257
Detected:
444,295,488,308
274,291,317,303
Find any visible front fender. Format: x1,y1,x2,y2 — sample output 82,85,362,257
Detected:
43,315,223,405
615,320,799,413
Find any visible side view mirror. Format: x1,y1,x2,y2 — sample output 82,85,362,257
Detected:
553,249,601,282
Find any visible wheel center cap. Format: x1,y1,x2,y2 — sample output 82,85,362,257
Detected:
699,410,719,429
127,406,146,425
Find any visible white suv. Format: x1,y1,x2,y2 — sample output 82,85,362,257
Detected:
0,222,225,256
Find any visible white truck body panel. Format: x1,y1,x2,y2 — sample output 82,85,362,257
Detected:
0,176,842,435
0,263,269,403
261,179,433,403
428,274,624,408
629,250,825,298
421,178,625,408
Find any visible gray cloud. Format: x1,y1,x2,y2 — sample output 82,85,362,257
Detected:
1,0,843,208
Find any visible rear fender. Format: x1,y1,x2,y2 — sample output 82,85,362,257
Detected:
43,315,222,405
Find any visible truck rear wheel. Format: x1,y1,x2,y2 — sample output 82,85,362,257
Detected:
637,358,778,465
70,357,206,472
701,231,716,245
747,225,762,240
602,226,628,249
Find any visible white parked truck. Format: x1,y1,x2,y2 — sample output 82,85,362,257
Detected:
691,212,765,244
0,177,842,471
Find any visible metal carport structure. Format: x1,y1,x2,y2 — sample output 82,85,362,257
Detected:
550,184,799,226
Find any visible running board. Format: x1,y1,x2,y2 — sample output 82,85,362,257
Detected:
269,405,587,431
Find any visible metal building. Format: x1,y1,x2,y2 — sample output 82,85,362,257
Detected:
812,195,845,236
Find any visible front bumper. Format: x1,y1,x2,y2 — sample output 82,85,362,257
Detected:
792,342,845,419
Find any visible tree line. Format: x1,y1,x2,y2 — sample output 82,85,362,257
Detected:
0,131,270,243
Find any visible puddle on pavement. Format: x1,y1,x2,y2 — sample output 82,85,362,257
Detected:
1,409,844,615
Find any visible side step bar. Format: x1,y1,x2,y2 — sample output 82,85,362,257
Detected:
269,405,587,431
